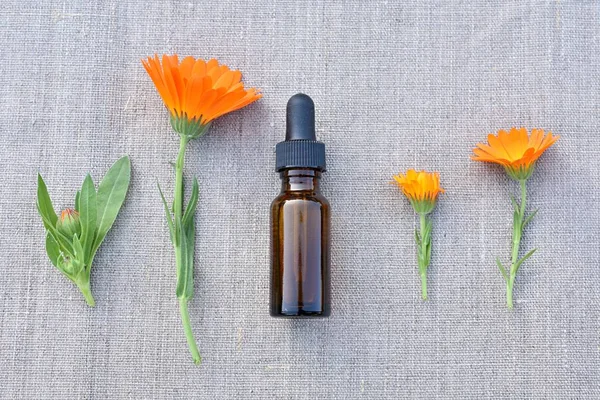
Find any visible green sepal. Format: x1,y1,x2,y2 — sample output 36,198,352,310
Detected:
170,114,211,140
409,198,436,215
496,258,508,281
91,156,131,256
158,182,176,245
504,164,535,181
79,174,97,265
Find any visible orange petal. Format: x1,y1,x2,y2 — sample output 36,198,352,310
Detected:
532,133,559,160
143,56,175,113
179,56,195,81
528,128,545,149
214,70,235,90
498,129,519,160
487,133,510,159
191,59,207,78
161,55,181,112
476,142,508,159
203,90,248,121
182,75,205,119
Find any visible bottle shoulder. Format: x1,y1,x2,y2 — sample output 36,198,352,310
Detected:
271,191,329,209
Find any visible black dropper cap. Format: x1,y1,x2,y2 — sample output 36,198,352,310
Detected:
276,93,326,172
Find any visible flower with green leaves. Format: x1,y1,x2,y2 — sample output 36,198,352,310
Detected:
472,127,559,308
392,169,444,300
36,156,131,306
142,54,261,364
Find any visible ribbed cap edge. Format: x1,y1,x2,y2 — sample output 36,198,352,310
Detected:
275,140,326,172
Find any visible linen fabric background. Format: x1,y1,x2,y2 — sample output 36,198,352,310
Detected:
1,1,599,399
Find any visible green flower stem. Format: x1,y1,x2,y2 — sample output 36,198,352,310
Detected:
420,272,428,301
418,213,429,301
174,136,201,365
174,136,188,219
77,278,95,307
179,298,201,364
507,180,527,309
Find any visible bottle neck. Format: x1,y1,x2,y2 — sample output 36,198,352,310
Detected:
280,169,321,192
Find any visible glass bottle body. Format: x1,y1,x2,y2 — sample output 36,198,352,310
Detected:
270,169,330,317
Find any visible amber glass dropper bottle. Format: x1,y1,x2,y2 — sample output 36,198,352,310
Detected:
270,93,330,317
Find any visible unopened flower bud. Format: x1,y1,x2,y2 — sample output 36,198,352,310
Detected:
57,208,81,238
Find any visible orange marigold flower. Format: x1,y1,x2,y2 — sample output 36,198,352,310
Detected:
392,169,444,214
142,54,262,137
472,127,559,180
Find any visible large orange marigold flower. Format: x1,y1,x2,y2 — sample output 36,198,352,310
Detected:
392,169,444,214
142,54,261,137
472,127,559,180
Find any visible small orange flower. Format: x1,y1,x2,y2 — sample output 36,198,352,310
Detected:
142,54,261,136
392,169,444,214
472,127,559,180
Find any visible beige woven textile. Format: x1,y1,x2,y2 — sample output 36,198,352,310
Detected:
0,1,598,398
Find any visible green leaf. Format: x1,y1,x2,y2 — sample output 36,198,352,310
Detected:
79,174,97,263
71,234,85,275
510,195,519,213
496,258,508,281
40,217,75,260
423,218,432,243
54,230,76,258
184,215,195,300
45,232,62,268
523,209,539,229
414,229,421,246
176,215,197,300
158,181,176,245
176,218,188,298
92,156,131,255
73,234,84,259
37,173,58,229
513,210,521,233
34,175,69,252
75,190,81,212
182,177,199,226
514,248,537,274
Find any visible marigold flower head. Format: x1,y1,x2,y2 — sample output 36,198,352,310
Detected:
472,127,559,180
392,169,444,214
142,54,262,138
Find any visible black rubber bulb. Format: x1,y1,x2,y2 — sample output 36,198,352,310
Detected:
286,93,316,141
